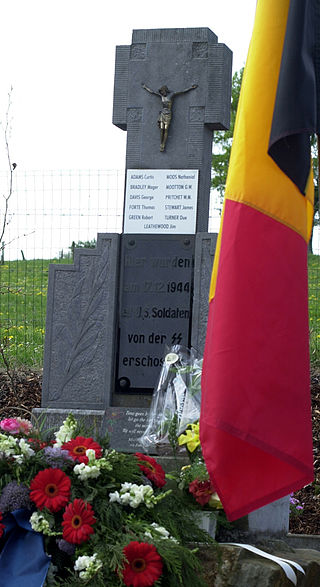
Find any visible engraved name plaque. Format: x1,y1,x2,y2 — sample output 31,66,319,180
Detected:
117,234,194,392
123,169,198,234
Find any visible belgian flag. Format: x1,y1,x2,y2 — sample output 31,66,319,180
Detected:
200,0,316,521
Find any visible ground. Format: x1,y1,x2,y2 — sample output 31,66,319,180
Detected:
289,367,320,535
0,366,319,534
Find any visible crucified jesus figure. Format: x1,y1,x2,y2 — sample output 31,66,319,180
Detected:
142,83,198,152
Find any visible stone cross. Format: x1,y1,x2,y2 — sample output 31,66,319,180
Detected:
38,27,231,448
113,28,232,232
38,27,231,443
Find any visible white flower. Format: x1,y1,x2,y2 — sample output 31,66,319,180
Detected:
150,523,170,538
129,497,141,508
120,491,133,506
145,522,179,543
0,433,18,458
74,555,93,571
73,451,112,481
12,454,24,465
54,414,77,447
109,483,160,509
73,462,100,481
19,438,35,457
97,458,113,472
121,482,134,493
11,438,35,464
85,448,96,463
74,553,102,580
109,490,120,503
30,512,51,535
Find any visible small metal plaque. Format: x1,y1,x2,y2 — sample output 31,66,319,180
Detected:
117,234,194,391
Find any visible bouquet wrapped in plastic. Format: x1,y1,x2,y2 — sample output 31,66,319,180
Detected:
139,345,202,454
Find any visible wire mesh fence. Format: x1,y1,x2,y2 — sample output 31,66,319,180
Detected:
0,169,125,368
0,169,319,369
0,169,125,261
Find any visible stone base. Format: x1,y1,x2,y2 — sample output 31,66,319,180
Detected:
193,511,217,538
199,540,320,586
286,534,320,551
232,496,290,536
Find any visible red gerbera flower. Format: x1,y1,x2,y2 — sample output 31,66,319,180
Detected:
62,436,102,464
122,541,163,587
188,479,215,506
135,453,166,488
0,512,5,538
62,498,96,544
30,468,71,512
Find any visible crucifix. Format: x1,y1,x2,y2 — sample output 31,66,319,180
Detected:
141,83,198,151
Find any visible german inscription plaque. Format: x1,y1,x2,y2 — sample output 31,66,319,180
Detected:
117,234,194,391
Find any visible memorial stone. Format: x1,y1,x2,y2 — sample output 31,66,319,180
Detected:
36,27,232,452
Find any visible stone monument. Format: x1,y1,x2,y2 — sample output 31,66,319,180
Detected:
36,27,231,453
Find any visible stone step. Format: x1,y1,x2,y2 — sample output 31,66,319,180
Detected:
199,540,320,586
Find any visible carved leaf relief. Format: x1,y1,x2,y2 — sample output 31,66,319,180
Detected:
51,245,110,401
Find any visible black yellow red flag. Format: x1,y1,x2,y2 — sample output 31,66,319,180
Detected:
200,0,315,521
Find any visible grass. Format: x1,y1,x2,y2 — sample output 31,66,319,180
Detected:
308,253,320,365
0,257,71,368
0,254,319,370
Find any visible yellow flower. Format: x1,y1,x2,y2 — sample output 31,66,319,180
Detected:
178,422,200,453
208,492,223,509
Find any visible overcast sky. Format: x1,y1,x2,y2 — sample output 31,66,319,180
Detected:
0,0,257,171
